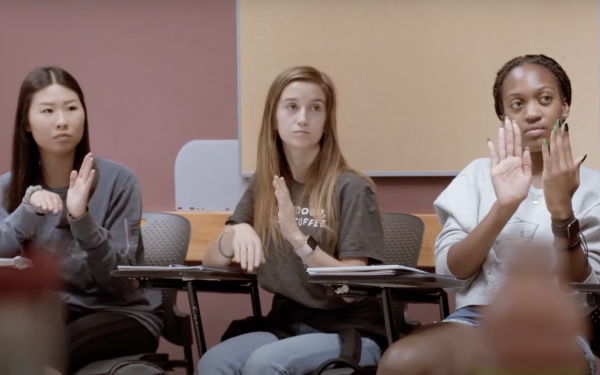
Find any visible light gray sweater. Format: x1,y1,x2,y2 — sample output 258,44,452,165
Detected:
434,158,600,315
0,158,163,338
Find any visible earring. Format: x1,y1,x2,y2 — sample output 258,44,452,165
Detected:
563,113,568,117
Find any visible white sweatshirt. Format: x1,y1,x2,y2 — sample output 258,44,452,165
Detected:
434,158,600,314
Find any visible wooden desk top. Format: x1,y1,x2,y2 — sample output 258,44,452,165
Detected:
169,212,440,269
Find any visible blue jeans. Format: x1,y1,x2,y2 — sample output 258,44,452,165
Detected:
196,323,381,375
444,306,596,375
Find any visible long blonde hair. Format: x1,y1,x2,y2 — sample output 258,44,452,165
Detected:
253,66,376,254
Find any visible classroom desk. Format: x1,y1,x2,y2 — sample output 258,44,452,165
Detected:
170,212,441,269
111,268,262,358
309,275,600,345
308,272,463,345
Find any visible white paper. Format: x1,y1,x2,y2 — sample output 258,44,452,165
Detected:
306,264,426,274
117,265,204,271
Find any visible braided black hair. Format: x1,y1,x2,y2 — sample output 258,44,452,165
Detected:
493,54,572,119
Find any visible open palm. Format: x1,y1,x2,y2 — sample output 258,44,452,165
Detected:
67,153,96,219
489,118,532,208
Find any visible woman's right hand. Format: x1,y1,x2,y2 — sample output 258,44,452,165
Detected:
29,190,63,215
487,117,532,211
231,223,264,272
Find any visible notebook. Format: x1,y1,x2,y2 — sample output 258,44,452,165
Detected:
306,264,427,276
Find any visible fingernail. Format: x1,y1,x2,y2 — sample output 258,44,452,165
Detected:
525,146,530,152
512,119,517,126
565,123,569,132
487,138,491,143
543,139,547,148
556,119,561,129
583,154,588,163
552,125,557,135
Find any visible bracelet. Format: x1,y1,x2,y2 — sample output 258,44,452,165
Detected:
217,231,234,259
302,247,319,265
22,185,44,214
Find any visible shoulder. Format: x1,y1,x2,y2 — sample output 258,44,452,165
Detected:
335,169,376,205
0,172,11,189
442,158,490,192
94,157,140,189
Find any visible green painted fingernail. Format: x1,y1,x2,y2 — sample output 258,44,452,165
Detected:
543,139,547,147
553,125,556,135
556,118,561,128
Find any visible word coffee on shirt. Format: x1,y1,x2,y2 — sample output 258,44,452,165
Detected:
295,206,327,228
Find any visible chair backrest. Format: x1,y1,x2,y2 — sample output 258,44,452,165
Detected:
140,212,192,348
141,212,191,267
382,213,425,267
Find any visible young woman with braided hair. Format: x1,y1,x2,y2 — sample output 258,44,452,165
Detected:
377,54,600,375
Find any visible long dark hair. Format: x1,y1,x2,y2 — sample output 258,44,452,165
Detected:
3,66,91,213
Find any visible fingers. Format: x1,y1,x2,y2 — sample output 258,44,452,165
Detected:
549,120,559,165
498,122,507,161
488,139,498,168
561,122,574,169
232,240,241,267
246,242,255,272
239,241,247,270
554,120,568,169
513,119,523,159
85,170,96,193
50,195,63,214
69,170,78,189
79,153,93,181
505,118,514,157
541,138,550,165
254,239,263,269
522,147,532,176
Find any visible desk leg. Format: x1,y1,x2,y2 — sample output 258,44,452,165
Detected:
186,282,207,357
439,291,450,320
381,288,398,346
250,281,262,318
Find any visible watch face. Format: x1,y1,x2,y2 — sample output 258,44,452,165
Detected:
307,235,318,250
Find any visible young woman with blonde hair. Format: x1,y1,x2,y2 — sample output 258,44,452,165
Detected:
197,66,386,375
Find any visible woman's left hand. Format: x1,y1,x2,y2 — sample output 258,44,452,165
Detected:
67,153,96,219
542,120,586,219
273,176,305,249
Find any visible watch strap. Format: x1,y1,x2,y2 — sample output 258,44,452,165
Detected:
551,217,579,240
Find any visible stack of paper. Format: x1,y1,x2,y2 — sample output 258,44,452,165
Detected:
117,265,205,271
307,264,427,276
0,256,33,270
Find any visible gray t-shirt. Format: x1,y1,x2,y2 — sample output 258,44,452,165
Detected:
0,157,163,338
227,170,385,309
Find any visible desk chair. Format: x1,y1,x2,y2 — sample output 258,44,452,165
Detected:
318,213,430,375
76,212,195,375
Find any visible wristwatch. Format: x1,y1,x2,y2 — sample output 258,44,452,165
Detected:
294,235,318,258
551,216,580,243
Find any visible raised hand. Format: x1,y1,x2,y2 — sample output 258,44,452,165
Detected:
488,117,532,210
542,120,586,219
66,153,96,219
273,176,305,249
29,190,63,215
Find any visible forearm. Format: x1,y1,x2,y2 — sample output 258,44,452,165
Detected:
447,202,515,279
288,232,367,268
0,204,45,256
202,226,235,267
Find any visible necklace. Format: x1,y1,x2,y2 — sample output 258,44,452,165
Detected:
529,187,543,205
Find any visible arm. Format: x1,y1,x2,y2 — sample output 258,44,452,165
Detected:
285,186,384,268
68,178,142,291
444,201,516,280
202,225,236,268
202,180,263,271
0,203,45,257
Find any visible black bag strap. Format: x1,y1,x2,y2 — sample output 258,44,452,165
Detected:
310,328,369,375
339,328,362,364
